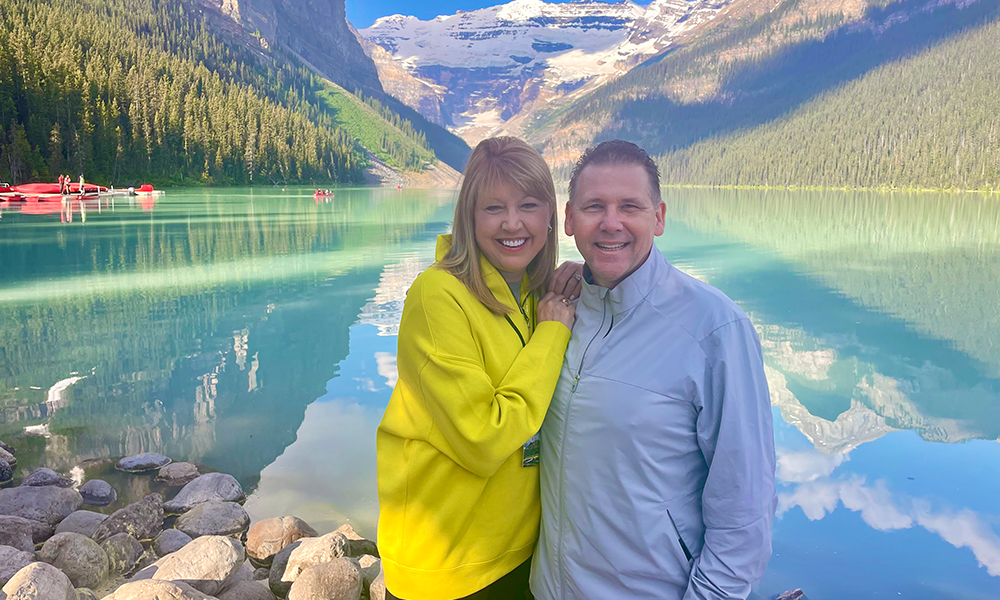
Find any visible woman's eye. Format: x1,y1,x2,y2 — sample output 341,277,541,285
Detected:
521,202,538,210
484,205,502,213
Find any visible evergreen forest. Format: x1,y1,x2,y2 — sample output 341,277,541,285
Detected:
0,0,460,186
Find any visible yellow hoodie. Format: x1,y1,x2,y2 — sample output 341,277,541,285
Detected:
376,235,571,600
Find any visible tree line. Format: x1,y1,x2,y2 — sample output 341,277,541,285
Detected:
0,0,373,186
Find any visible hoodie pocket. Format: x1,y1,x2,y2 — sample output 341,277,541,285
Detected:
665,508,694,562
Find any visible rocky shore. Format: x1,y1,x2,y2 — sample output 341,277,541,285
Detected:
0,447,383,600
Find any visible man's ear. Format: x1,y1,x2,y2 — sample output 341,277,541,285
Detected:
564,201,575,236
654,201,666,237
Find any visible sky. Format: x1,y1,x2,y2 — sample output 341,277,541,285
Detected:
346,0,645,29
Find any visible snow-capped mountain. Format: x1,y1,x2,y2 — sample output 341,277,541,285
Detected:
359,0,731,143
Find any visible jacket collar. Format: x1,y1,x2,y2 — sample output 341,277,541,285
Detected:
579,245,671,316
435,235,530,309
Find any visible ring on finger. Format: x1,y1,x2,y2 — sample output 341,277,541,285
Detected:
561,298,570,305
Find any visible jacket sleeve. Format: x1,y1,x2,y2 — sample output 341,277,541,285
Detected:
684,318,777,600
400,277,571,479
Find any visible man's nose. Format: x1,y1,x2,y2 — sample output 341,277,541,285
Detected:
600,209,623,232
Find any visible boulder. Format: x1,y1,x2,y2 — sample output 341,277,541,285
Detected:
334,524,363,541
79,479,117,507
356,556,381,596
102,532,144,576
116,453,172,473
76,589,100,600
105,579,216,599
287,558,361,600
218,580,277,600
0,516,35,552
247,517,317,566
164,473,245,515
0,459,12,485
176,501,250,539
254,567,270,580
269,532,348,598
145,535,245,596
0,486,84,543
37,531,109,589
156,462,201,487
0,447,16,468
1,561,76,600
93,493,163,544
20,467,72,488
775,590,809,600
154,529,193,556
54,510,107,538
0,545,35,586
369,567,386,600
0,441,14,455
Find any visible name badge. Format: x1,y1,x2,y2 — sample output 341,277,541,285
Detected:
522,432,540,467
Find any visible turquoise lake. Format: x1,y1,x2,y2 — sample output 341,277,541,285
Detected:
0,188,998,599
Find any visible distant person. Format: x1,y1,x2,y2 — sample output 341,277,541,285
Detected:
58,174,64,194
530,140,777,600
377,137,582,600
78,174,85,196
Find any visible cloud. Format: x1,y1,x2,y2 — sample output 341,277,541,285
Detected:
776,449,849,483
780,476,1000,577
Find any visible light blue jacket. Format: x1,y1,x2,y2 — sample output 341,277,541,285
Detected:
530,246,776,600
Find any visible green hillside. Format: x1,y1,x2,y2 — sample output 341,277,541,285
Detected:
0,0,469,186
540,0,1000,190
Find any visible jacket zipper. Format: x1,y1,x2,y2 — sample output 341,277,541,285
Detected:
556,295,609,599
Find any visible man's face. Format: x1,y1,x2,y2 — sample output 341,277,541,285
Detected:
566,163,665,289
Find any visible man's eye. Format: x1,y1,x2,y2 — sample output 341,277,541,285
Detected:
583,204,602,211
621,204,639,212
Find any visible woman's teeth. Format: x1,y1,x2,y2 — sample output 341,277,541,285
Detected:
500,239,526,248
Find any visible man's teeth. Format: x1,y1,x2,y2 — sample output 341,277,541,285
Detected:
500,239,526,248
597,243,627,250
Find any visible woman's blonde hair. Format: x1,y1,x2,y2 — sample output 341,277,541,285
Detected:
438,137,558,315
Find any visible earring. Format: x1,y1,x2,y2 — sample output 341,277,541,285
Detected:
548,224,553,232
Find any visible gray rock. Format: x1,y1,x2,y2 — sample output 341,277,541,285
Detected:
116,453,172,473
0,561,76,600
0,516,35,552
0,441,13,456
0,447,16,468
146,535,245,596
369,567,385,600
75,589,100,600
54,510,107,538
269,532,348,598
774,590,809,600
287,558,361,600
38,531,109,589
0,486,84,543
175,501,250,538
163,473,246,515
156,462,201,487
93,493,163,544
79,479,117,506
20,467,72,488
105,579,216,599
254,566,270,580
219,580,277,600
154,529,193,556
356,556,380,597
0,545,35,586
345,538,379,559
0,459,12,485
247,516,317,566
102,532,144,576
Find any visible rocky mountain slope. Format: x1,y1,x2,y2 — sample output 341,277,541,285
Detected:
359,0,734,144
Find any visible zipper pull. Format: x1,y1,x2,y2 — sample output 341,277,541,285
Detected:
571,375,580,393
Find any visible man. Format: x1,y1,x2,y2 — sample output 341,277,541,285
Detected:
531,141,776,600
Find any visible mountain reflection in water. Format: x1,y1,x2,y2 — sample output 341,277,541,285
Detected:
0,187,996,598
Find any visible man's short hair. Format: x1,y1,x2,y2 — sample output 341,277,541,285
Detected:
568,140,661,205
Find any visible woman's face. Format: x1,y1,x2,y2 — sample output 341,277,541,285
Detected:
474,181,552,283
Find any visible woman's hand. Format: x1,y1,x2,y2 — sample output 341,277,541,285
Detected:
538,291,576,330
551,261,584,300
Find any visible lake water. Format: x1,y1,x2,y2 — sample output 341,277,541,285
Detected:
0,187,998,599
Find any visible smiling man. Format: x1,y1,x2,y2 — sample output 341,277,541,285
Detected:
530,140,777,600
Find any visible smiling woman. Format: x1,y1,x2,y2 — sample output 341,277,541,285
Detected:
375,137,576,600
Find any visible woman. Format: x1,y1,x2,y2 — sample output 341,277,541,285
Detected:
377,137,576,600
